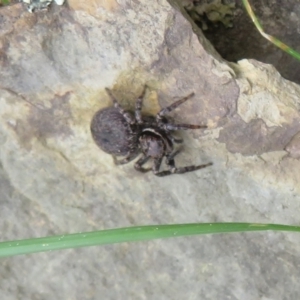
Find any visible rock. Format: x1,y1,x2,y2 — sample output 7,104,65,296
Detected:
0,0,300,299
285,131,300,159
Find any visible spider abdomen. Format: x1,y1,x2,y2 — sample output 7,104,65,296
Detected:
91,107,138,156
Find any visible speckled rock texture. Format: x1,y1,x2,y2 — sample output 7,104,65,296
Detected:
0,0,300,299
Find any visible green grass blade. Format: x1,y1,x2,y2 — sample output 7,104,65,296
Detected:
241,0,300,61
0,0,11,5
1,223,300,258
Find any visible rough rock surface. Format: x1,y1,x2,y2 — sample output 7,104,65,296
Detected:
0,0,300,299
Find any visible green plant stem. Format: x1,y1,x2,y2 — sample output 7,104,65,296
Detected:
241,0,300,61
1,223,300,258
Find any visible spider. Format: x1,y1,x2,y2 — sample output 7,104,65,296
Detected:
90,86,212,177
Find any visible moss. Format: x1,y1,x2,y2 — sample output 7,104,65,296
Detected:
183,0,235,30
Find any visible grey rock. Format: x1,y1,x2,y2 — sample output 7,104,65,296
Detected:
0,0,300,299
285,131,300,159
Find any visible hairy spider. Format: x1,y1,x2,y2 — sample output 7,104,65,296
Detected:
90,86,212,177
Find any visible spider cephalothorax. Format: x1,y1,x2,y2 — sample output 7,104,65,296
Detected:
91,86,212,176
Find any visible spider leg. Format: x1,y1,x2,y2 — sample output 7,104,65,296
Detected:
170,136,183,144
153,149,179,176
154,148,212,177
172,162,212,175
105,88,135,124
163,123,207,131
166,149,181,167
113,152,139,165
156,92,194,120
152,156,164,175
135,154,152,173
135,86,147,124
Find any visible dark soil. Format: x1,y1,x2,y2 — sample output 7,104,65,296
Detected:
184,0,300,84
